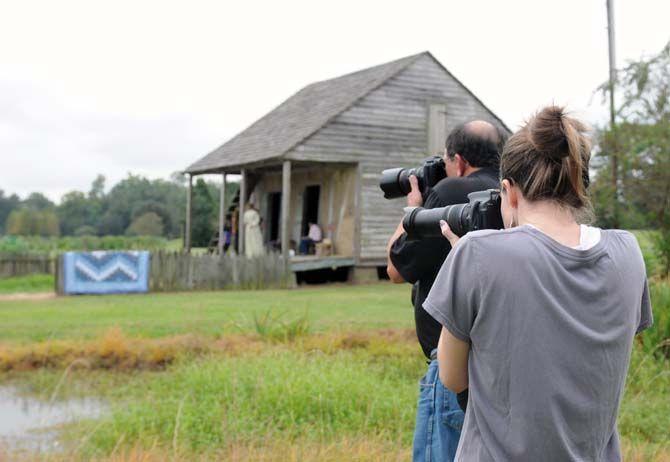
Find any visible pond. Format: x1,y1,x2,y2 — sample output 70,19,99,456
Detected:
0,385,106,453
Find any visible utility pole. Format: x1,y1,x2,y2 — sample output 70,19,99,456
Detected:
606,0,618,226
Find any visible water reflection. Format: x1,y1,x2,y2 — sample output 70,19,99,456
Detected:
0,385,105,452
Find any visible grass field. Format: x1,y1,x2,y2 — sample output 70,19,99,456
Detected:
0,284,413,343
0,274,54,294
0,282,668,461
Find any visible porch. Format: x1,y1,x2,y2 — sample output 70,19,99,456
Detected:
290,255,356,272
184,159,359,272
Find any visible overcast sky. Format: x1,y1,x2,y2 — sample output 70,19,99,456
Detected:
1,0,668,202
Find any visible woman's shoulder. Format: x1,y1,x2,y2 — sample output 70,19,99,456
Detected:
601,229,645,260
455,227,532,261
462,227,531,247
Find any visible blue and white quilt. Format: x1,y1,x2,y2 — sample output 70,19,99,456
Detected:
62,251,150,295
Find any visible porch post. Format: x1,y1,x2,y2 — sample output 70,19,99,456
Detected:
185,173,193,253
327,173,335,240
281,160,292,263
218,172,227,254
238,169,247,255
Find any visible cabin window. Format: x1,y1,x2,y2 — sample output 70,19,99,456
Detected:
428,103,448,157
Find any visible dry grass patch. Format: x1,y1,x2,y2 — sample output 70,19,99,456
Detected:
5,438,669,462
621,440,670,462
0,327,208,372
2,437,411,462
0,328,419,372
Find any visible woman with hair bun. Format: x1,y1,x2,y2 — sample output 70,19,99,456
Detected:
424,106,653,461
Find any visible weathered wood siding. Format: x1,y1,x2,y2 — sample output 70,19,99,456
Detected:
287,54,507,262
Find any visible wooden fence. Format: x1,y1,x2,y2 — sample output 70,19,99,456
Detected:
149,251,292,291
10,250,293,291
0,254,55,279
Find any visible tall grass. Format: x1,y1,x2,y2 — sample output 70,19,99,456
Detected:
27,337,663,460
80,350,420,457
619,346,670,446
253,310,311,342
642,282,670,358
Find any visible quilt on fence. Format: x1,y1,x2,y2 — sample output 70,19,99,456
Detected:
62,251,150,294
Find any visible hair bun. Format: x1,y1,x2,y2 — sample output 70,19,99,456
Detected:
530,106,570,160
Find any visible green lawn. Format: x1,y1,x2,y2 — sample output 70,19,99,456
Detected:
0,283,413,344
1,282,668,461
0,273,54,294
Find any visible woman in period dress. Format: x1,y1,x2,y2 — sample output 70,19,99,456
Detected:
243,203,264,258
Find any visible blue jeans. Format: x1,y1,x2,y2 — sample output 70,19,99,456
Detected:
299,238,314,255
413,351,464,462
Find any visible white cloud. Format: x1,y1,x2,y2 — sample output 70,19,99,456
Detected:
0,0,668,201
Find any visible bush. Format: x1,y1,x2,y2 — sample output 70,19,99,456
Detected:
74,225,98,236
126,212,165,237
0,235,32,255
0,235,170,255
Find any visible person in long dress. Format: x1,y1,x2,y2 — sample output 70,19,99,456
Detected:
243,203,264,258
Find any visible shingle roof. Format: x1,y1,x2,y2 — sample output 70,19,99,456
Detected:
185,52,425,174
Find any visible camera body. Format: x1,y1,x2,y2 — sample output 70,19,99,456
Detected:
379,156,447,200
402,189,504,240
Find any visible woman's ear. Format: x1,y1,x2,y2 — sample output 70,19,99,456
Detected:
501,179,518,210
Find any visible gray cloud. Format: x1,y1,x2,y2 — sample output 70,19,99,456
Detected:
0,80,222,202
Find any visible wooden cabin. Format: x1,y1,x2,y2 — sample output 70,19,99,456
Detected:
184,51,508,281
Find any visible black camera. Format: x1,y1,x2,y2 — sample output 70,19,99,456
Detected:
379,156,447,200
402,189,504,240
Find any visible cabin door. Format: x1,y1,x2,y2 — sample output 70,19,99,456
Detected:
265,192,282,246
301,185,320,236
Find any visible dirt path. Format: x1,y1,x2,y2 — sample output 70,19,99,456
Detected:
0,292,56,301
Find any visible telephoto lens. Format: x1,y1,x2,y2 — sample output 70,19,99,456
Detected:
379,167,415,199
402,189,503,240
402,203,470,240
379,156,446,200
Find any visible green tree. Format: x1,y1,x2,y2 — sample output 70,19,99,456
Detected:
0,190,20,234
593,40,670,273
6,208,60,236
89,174,106,200
57,191,102,236
191,178,216,247
99,174,186,238
22,192,55,211
126,212,165,236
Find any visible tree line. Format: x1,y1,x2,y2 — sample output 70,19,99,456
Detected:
1,41,667,265
0,173,238,247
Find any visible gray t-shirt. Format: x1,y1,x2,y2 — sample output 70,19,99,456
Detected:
423,225,653,462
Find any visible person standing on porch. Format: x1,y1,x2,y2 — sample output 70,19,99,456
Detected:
244,203,264,258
